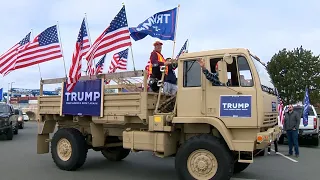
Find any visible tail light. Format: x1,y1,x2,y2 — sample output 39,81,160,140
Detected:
314,118,317,129
18,116,23,121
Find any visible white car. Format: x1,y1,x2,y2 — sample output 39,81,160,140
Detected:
22,113,30,122
279,104,319,146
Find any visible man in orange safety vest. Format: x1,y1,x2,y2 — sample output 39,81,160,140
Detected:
148,41,174,93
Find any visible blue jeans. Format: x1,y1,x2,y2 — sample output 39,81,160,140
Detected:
286,129,299,155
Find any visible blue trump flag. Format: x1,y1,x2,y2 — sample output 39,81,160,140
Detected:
0,88,2,101
303,87,310,127
129,7,177,41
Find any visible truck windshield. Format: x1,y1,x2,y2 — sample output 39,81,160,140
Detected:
0,105,9,113
250,55,275,89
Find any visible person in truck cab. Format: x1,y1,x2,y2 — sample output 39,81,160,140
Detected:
283,104,300,157
148,41,176,94
197,58,224,86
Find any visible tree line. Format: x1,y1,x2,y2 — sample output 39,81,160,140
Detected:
266,46,320,106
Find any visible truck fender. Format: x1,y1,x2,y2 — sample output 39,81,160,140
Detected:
37,120,56,154
172,117,234,150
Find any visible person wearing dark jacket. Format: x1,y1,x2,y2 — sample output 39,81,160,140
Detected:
283,104,300,157
163,58,177,95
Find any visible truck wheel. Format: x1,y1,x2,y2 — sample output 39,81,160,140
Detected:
175,134,233,180
233,161,250,174
6,125,14,140
13,124,18,135
311,135,319,146
51,128,88,171
101,147,131,161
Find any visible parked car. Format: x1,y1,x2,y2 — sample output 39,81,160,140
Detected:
279,104,319,146
14,109,24,129
22,112,29,121
0,104,19,140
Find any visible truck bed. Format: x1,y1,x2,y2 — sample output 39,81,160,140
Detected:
38,91,171,124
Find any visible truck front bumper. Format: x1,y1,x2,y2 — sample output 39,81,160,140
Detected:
256,125,281,149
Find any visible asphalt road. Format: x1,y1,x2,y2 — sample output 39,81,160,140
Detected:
0,122,319,180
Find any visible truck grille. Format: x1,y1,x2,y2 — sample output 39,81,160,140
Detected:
263,113,278,126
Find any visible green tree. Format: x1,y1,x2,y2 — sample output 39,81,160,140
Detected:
267,46,320,105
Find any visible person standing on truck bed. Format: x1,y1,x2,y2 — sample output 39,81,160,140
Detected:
163,57,177,95
148,41,172,93
197,58,223,86
283,104,300,157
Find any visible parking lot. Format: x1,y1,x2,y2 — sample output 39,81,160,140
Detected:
0,121,319,180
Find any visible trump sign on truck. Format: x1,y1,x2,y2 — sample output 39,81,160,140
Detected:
220,95,252,117
62,79,102,116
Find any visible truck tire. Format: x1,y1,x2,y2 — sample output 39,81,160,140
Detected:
175,134,233,180
311,135,319,146
51,128,88,171
101,147,131,161
233,161,250,174
6,125,14,140
13,123,18,135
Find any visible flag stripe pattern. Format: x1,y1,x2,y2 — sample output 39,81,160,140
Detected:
85,6,132,76
95,54,106,74
276,89,285,125
66,18,90,92
12,25,63,71
105,48,129,84
0,33,31,75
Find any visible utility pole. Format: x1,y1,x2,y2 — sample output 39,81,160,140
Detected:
7,82,15,104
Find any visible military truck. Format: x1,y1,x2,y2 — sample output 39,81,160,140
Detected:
36,48,281,180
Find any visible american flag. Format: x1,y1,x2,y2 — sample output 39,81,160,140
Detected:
112,48,128,70
9,25,63,72
66,18,91,92
95,54,106,74
0,32,31,76
85,6,131,75
276,88,285,125
105,48,129,84
176,39,188,59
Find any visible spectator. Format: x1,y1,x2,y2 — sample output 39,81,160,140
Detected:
283,104,300,157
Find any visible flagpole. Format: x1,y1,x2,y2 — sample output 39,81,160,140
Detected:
56,21,68,78
121,2,136,71
171,4,180,59
84,13,95,75
31,29,43,80
186,39,189,52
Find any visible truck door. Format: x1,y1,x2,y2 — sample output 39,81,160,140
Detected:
204,55,258,127
177,58,204,117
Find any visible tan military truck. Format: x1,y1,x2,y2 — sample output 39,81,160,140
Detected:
36,48,281,180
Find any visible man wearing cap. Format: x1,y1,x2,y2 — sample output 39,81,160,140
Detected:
148,41,176,94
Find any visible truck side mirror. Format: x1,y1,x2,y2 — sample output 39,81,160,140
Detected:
217,54,233,84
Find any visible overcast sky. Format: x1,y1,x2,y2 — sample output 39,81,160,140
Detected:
1,0,319,91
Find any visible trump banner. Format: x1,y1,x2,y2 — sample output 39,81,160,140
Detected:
62,79,102,116
220,95,252,118
129,7,177,41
